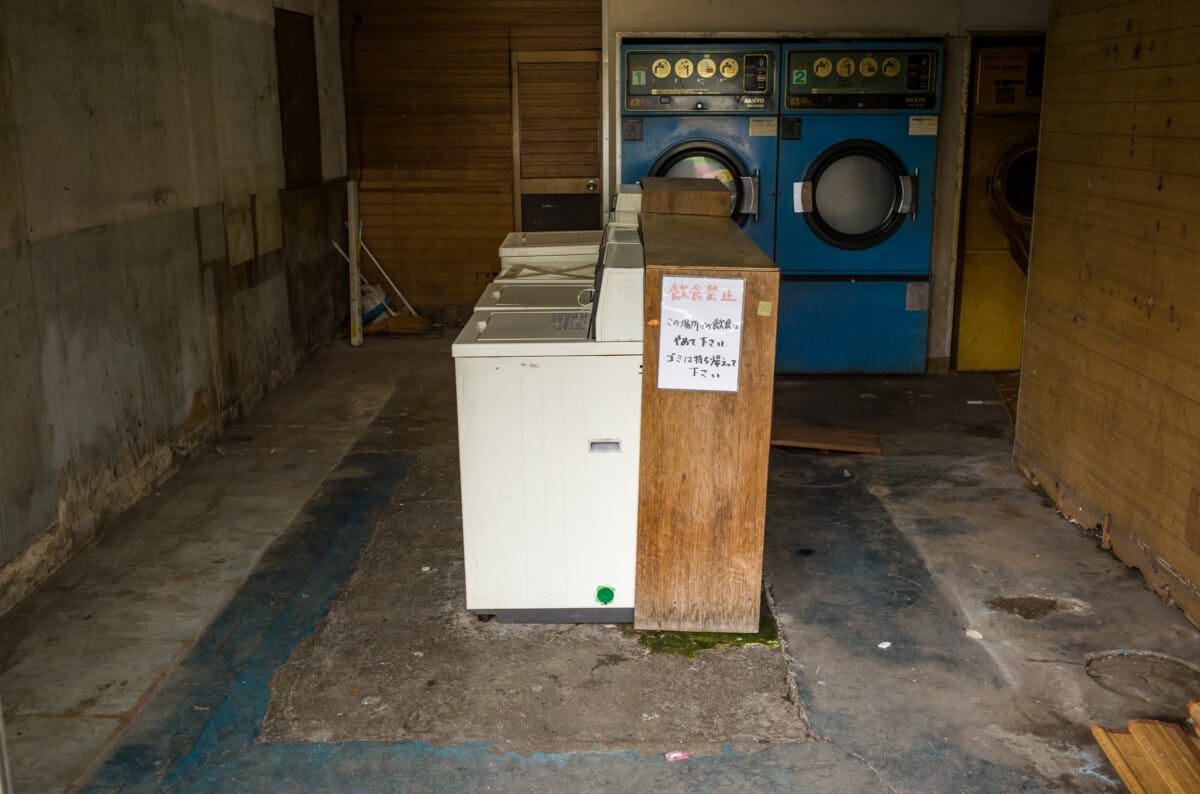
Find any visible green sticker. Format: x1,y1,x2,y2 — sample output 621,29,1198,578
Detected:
631,70,646,86
595,585,615,605
792,68,807,85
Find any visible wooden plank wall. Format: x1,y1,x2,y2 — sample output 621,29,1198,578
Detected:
340,1,600,318
1015,0,1200,626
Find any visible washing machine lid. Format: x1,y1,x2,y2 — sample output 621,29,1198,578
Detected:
498,230,602,258
453,310,641,358
475,282,595,312
613,184,642,213
494,261,596,284
605,226,641,245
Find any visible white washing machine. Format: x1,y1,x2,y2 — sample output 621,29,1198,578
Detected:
593,239,644,342
492,261,597,284
498,230,601,263
610,184,642,227
497,230,601,281
453,310,642,621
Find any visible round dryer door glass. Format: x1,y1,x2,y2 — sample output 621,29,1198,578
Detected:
661,156,739,214
801,140,911,250
1002,149,1038,218
813,155,898,236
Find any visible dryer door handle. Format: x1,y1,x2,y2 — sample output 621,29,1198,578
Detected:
898,171,918,218
739,170,760,222
794,181,814,214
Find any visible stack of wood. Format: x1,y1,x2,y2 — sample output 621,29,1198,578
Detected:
1091,701,1200,792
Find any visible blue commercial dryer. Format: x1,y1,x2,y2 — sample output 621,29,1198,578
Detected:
620,43,780,258
775,42,943,373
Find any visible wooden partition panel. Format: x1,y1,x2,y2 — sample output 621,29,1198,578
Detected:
636,214,779,633
1015,0,1200,625
341,2,600,317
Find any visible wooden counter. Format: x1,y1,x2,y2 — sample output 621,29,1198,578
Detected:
635,213,779,633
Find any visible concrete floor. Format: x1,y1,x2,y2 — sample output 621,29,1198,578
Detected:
2,333,1199,792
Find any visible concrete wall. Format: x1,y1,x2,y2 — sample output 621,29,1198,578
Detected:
0,0,347,614
606,0,1049,369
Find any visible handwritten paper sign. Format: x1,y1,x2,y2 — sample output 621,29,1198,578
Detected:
657,276,745,392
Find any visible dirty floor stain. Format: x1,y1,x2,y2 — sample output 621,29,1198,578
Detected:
986,595,1064,620
629,599,781,658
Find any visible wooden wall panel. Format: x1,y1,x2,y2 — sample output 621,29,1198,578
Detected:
1015,0,1200,626
517,61,600,180
341,1,600,317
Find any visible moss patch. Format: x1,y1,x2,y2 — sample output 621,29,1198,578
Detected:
628,600,781,658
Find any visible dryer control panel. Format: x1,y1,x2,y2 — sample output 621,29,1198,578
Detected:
625,49,777,112
785,48,938,110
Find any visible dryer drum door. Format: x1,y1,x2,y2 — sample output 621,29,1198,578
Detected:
649,141,757,226
795,139,915,251
989,140,1038,275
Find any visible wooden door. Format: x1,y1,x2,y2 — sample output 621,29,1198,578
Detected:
511,50,602,232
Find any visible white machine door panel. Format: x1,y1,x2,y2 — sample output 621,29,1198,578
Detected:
456,355,641,611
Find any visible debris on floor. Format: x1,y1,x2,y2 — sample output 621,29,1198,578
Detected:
630,596,781,658
770,418,882,454
364,313,433,335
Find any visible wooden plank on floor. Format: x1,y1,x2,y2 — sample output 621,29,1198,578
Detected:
770,420,881,454
1092,718,1200,793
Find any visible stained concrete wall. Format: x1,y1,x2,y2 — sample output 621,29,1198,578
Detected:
606,0,1049,370
0,0,347,614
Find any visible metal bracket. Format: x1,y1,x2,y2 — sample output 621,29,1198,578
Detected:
794,181,814,214
898,169,919,219
740,169,760,221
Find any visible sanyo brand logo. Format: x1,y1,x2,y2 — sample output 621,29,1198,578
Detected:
741,97,766,107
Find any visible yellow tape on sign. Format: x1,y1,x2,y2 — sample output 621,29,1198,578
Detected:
757,301,773,317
